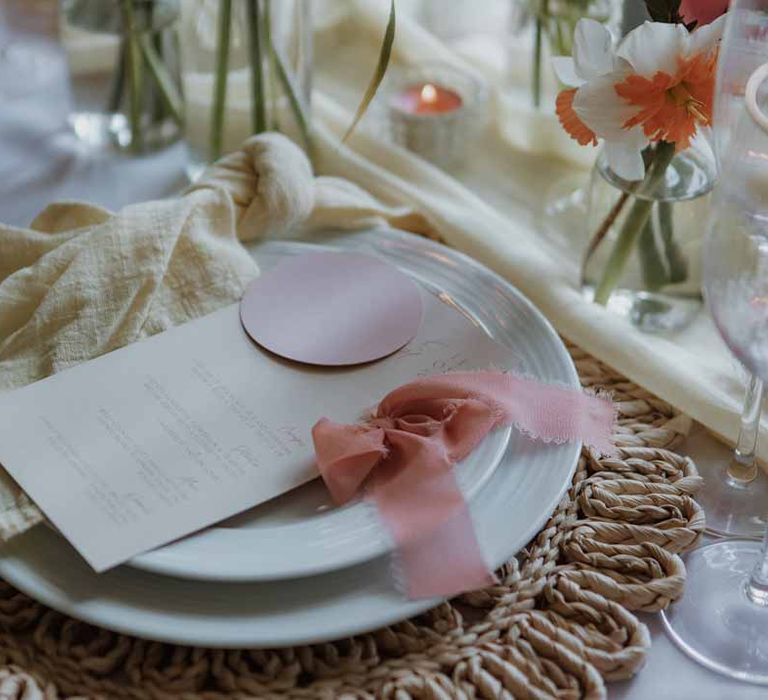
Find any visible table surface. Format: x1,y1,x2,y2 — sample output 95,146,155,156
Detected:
2,40,767,700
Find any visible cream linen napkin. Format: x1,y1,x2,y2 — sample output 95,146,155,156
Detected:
0,132,430,540
307,1,752,459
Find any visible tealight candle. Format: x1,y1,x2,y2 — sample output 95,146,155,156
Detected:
388,64,485,169
391,83,463,115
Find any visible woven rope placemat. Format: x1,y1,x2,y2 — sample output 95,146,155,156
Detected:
0,345,704,700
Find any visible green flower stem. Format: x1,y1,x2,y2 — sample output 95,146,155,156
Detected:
638,214,669,291
553,16,567,55
264,0,280,131
246,0,267,134
121,0,144,152
210,0,233,160
138,33,184,126
593,141,676,305
271,43,312,153
658,200,688,284
144,2,162,123
532,0,545,109
108,40,127,113
593,198,654,305
581,190,629,286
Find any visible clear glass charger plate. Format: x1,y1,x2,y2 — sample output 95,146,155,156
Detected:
0,228,581,647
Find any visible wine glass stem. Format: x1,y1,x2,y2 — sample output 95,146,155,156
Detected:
727,375,764,484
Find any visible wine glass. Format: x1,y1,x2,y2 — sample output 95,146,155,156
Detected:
661,3,768,681
693,0,768,540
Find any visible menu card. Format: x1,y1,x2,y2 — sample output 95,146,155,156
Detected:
0,290,513,572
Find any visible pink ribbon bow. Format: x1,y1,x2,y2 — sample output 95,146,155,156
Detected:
312,371,614,598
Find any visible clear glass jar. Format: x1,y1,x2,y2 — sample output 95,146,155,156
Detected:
61,0,184,153
179,0,312,178
582,138,718,332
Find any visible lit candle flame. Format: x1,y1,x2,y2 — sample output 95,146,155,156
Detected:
420,83,438,104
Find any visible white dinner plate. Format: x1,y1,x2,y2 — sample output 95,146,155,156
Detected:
0,228,581,648
128,242,512,582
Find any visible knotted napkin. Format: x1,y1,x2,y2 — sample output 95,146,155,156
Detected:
313,371,615,598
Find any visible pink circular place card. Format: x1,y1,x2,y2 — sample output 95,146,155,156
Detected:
240,252,424,366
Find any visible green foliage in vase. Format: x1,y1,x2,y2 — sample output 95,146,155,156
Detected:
524,0,613,108
210,0,396,162
65,0,185,153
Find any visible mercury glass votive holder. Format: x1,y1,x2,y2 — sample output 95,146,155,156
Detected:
388,63,486,170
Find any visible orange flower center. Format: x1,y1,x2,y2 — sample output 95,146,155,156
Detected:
666,83,709,123
614,50,717,150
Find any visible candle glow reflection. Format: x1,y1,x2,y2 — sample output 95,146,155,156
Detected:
420,83,438,105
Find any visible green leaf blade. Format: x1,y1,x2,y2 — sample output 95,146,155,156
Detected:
246,0,267,134
210,0,233,160
342,0,396,143
271,45,313,154
138,34,185,126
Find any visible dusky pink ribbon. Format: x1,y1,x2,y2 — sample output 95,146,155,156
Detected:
312,371,615,599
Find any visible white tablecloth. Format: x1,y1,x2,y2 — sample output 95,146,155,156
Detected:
1,28,766,700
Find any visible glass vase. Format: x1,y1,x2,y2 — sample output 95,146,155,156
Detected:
179,0,312,179
582,138,717,332
61,0,184,153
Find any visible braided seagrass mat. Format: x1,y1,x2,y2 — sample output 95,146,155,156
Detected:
0,344,705,700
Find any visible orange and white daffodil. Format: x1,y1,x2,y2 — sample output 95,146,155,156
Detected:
554,17,725,181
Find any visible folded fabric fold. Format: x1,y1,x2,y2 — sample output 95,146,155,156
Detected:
312,370,615,598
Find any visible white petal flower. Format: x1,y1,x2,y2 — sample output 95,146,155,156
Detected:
573,72,644,142
551,19,617,88
551,56,583,88
616,22,689,77
554,16,724,181
688,14,727,55
604,133,649,182
572,19,616,79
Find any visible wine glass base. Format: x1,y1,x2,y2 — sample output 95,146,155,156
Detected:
696,468,768,539
662,540,768,684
